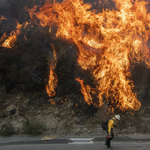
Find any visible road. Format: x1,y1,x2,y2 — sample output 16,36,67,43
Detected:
0,141,150,150
0,135,150,150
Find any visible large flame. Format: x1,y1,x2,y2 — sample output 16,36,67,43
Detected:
27,0,150,111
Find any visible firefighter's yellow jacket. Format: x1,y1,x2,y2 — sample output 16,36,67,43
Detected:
107,117,116,133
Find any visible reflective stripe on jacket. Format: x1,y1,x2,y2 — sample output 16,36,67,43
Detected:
107,117,116,133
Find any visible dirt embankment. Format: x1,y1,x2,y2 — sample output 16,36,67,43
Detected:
0,93,150,136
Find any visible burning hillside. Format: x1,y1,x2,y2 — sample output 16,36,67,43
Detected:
1,0,150,114
26,0,150,112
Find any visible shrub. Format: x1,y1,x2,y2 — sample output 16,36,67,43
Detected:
22,118,44,136
0,122,15,137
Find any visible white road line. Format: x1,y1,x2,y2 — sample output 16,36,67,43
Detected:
70,138,94,141
69,138,94,144
69,141,93,144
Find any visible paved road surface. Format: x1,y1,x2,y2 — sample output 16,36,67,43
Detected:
0,141,150,150
0,134,150,150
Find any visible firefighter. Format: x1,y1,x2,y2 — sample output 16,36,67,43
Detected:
105,115,120,149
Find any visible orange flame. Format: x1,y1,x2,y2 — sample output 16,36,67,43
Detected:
28,0,150,111
76,78,96,106
0,21,30,48
46,44,58,97
1,21,22,48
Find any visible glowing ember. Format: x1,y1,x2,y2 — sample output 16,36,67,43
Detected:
49,99,56,105
0,15,7,21
0,33,7,42
60,97,67,104
27,0,150,111
46,44,58,97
